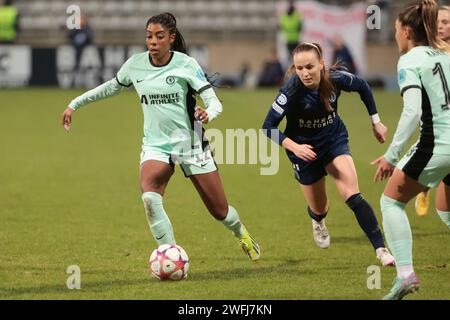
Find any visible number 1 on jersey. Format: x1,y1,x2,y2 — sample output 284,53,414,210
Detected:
432,62,450,111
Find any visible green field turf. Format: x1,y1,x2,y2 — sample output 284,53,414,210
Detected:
0,87,448,300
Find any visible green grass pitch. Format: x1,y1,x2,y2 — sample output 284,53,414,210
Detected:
0,87,448,299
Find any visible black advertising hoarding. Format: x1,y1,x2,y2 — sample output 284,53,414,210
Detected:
0,45,146,88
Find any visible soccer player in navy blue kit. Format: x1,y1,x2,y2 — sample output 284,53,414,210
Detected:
262,42,395,266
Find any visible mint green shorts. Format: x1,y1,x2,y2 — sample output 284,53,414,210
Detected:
397,145,450,188
140,148,217,177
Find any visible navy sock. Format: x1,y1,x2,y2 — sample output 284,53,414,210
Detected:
307,206,327,222
345,193,385,250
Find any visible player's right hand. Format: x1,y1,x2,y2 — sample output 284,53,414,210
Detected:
61,107,74,132
370,155,394,182
292,144,317,162
372,122,388,143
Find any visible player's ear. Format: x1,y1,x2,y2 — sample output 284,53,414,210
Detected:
319,59,325,71
404,26,412,40
169,32,176,45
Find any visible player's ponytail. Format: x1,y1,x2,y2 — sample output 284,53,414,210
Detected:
398,0,450,53
146,12,187,54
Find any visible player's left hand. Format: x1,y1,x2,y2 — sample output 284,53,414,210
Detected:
372,122,388,144
370,155,394,182
194,107,209,124
61,107,74,133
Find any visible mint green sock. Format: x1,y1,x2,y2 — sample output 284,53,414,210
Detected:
220,205,245,237
142,192,176,245
380,194,413,266
437,209,450,228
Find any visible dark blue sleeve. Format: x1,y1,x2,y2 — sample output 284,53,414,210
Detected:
262,75,301,145
332,70,378,115
262,100,288,145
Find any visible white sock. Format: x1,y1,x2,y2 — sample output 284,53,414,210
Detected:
220,205,245,237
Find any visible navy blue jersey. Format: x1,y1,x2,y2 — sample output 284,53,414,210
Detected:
262,70,378,154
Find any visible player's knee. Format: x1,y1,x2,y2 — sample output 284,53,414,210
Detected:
211,202,229,220
140,178,165,193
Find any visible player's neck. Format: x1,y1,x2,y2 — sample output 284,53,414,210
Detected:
151,51,172,67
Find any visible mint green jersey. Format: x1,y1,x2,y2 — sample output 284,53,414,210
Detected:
116,51,211,155
397,46,450,155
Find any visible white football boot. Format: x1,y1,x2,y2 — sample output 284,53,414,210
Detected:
376,247,396,267
312,219,330,249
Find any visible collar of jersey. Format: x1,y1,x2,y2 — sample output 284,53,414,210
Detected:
148,51,174,68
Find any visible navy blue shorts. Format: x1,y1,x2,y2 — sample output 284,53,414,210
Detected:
289,139,351,185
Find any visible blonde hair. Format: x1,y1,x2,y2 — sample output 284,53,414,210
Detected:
399,0,450,53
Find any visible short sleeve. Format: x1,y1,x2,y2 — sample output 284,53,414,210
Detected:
116,57,133,87
184,57,211,93
397,57,421,96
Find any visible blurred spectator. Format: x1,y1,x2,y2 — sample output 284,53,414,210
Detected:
68,15,94,71
0,0,19,44
330,35,357,75
279,0,302,60
258,50,284,87
238,62,251,87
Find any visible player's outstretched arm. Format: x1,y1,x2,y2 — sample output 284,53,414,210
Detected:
370,87,422,181
383,88,422,165
336,71,388,143
61,78,126,132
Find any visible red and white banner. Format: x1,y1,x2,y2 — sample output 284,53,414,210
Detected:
277,1,367,75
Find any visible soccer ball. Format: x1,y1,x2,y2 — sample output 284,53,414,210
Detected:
149,244,189,281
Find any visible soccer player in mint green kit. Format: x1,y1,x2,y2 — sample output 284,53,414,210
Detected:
372,0,450,300
415,5,450,217
61,13,260,261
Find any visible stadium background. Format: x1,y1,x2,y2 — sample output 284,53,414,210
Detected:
1,0,449,300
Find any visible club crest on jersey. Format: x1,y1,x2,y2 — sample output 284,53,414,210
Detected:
166,76,176,86
329,92,337,103
276,93,288,105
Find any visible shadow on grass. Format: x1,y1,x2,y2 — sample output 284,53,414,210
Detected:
188,261,320,282
0,260,321,298
322,231,448,246
0,278,150,299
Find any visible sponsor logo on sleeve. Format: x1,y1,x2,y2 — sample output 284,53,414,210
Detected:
398,69,406,84
196,69,207,81
272,102,284,115
276,93,288,105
